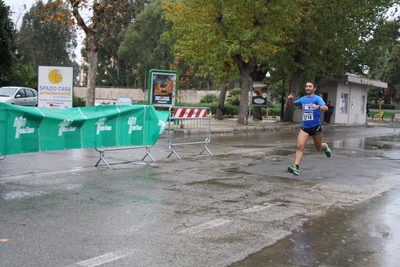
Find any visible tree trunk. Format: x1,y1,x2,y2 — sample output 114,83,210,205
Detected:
280,89,286,121
216,85,227,120
237,71,251,125
385,83,395,104
253,106,263,120
283,70,302,122
85,35,99,106
235,58,256,125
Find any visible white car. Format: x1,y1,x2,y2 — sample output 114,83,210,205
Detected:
0,86,38,106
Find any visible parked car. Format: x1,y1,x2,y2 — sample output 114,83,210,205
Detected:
0,86,38,106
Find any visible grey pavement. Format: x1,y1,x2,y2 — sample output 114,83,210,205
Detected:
1,118,400,267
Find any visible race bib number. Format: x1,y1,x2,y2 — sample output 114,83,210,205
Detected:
303,112,313,121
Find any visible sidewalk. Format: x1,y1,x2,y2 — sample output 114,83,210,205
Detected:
209,117,391,134
210,118,294,134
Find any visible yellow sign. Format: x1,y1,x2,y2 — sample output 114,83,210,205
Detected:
48,69,63,84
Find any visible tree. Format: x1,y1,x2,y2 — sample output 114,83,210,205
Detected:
95,2,136,87
17,1,76,72
42,0,140,106
366,20,400,104
0,0,17,85
163,0,283,124
119,0,174,89
11,63,38,88
164,0,395,123
70,0,131,105
269,0,396,122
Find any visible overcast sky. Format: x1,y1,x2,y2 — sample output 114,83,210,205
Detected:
4,0,84,63
3,0,398,64
4,0,35,27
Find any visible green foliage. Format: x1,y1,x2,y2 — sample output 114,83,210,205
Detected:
135,100,147,105
0,1,16,85
369,110,397,120
177,101,280,117
162,0,280,83
365,20,400,81
368,103,396,109
17,2,76,72
266,106,281,117
119,0,174,88
226,88,241,106
163,0,287,124
366,20,400,104
221,103,239,116
271,0,395,83
200,94,218,103
95,1,136,87
10,63,38,88
179,102,239,116
73,96,86,107
266,0,396,121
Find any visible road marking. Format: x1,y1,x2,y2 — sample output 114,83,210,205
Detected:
2,191,43,200
242,204,274,213
179,218,231,234
65,249,135,267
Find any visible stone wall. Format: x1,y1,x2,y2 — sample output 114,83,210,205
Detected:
73,87,219,104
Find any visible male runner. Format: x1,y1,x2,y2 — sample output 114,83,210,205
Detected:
287,81,332,176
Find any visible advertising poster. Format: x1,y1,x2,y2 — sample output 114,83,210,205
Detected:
148,69,178,107
0,103,169,156
38,66,73,108
252,82,268,106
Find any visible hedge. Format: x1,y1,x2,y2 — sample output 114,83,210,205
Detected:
368,103,396,109
178,102,281,117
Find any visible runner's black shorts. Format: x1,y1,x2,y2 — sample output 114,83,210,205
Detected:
301,124,322,136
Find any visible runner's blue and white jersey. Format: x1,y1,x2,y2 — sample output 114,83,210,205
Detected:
294,95,326,129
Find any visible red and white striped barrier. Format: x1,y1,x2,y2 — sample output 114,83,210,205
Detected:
167,106,212,159
173,108,209,118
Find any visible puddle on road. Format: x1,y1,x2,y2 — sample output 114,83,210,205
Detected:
333,136,400,160
334,136,400,151
214,131,400,160
230,186,400,267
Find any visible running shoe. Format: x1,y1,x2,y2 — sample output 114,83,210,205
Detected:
323,143,332,158
287,164,299,176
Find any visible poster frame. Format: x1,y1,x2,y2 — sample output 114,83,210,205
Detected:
147,69,178,107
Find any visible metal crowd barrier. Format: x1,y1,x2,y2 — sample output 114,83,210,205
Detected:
167,106,212,159
389,113,400,137
95,146,155,168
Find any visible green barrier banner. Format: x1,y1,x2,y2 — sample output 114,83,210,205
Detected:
0,103,169,156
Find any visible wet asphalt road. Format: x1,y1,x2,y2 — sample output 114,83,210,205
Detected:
0,123,400,267
231,185,400,267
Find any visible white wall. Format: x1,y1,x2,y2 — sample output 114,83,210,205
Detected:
73,87,220,104
347,83,367,124
319,80,368,125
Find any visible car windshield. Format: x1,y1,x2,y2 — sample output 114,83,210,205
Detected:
0,87,18,97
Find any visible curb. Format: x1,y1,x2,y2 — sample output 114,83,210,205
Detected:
209,119,391,135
